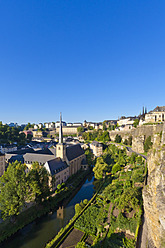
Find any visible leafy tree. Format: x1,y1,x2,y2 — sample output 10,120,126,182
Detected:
85,148,94,166
129,153,138,164
93,157,108,179
75,241,88,248
77,126,84,134
0,161,29,220
88,126,94,130
27,162,50,203
133,119,139,128
136,156,143,164
82,130,110,142
103,122,107,131
111,163,121,174
118,187,140,212
144,136,153,153
0,123,29,145
115,134,122,143
24,123,34,130
123,139,128,145
27,133,33,143
75,203,83,215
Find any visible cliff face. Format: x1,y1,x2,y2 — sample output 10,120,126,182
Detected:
109,124,164,154
143,132,165,248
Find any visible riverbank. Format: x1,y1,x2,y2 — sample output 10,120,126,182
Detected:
0,168,91,244
45,178,105,248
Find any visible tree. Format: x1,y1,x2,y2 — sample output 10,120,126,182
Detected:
85,148,94,166
115,134,122,143
0,161,29,220
118,187,140,212
111,163,121,174
75,203,83,215
130,153,138,164
133,119,139,128
27,162,50,203
27,133,33,143
75,241,88,248
144,136,153,153
93,157,108,179
103,122,107,131
77,126,84,134
123,139,128,145
88,126,94,130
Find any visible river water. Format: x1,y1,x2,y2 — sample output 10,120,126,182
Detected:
0,174,94,248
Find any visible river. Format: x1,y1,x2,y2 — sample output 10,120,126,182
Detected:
0,174,95,248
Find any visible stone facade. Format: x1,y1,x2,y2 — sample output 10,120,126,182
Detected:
56,126,78,135
145,106,165,123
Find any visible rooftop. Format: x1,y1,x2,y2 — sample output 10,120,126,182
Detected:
66,144,84,161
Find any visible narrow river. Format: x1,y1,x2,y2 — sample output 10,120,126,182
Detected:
0,174,95,248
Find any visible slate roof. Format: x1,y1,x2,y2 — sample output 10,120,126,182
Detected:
33,148,54,155
66,144,84,161
7,148,35,155
46,158,68,176
23,153,55,164
91,141,102,147
8,155,24,164
151,106,165,113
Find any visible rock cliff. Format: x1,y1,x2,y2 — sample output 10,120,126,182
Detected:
109,124,163,153
143,129,165,248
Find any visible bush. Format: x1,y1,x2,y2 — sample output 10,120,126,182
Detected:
144,136,153,153
115,134,122,143
111,163,121,174
74,206,100,235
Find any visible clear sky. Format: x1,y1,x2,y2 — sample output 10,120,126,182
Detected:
0,0,165,124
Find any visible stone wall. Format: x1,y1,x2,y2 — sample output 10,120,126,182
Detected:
142,126,165,248
109,124,164,153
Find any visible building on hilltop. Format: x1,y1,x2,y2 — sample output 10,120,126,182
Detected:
145,106,165,123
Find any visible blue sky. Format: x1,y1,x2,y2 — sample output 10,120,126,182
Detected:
0,0,165,124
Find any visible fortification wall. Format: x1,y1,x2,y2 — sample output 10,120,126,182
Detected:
109,124,163,153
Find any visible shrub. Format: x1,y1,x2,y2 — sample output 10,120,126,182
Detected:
111,163,121,174
144,136,153,152
115,134,122,143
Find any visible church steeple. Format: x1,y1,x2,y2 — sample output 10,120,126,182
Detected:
59,112,63,144
56,113,66,161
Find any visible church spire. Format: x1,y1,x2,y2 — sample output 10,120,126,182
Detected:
59,112,63,144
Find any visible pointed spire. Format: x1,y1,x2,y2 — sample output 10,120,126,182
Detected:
145,107,147,114
59,112,63,144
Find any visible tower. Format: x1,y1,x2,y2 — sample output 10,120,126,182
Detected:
56,113,66,161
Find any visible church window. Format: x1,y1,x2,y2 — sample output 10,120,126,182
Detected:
59,147,60,150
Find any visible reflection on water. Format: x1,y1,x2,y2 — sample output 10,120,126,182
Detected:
0,174,94,248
